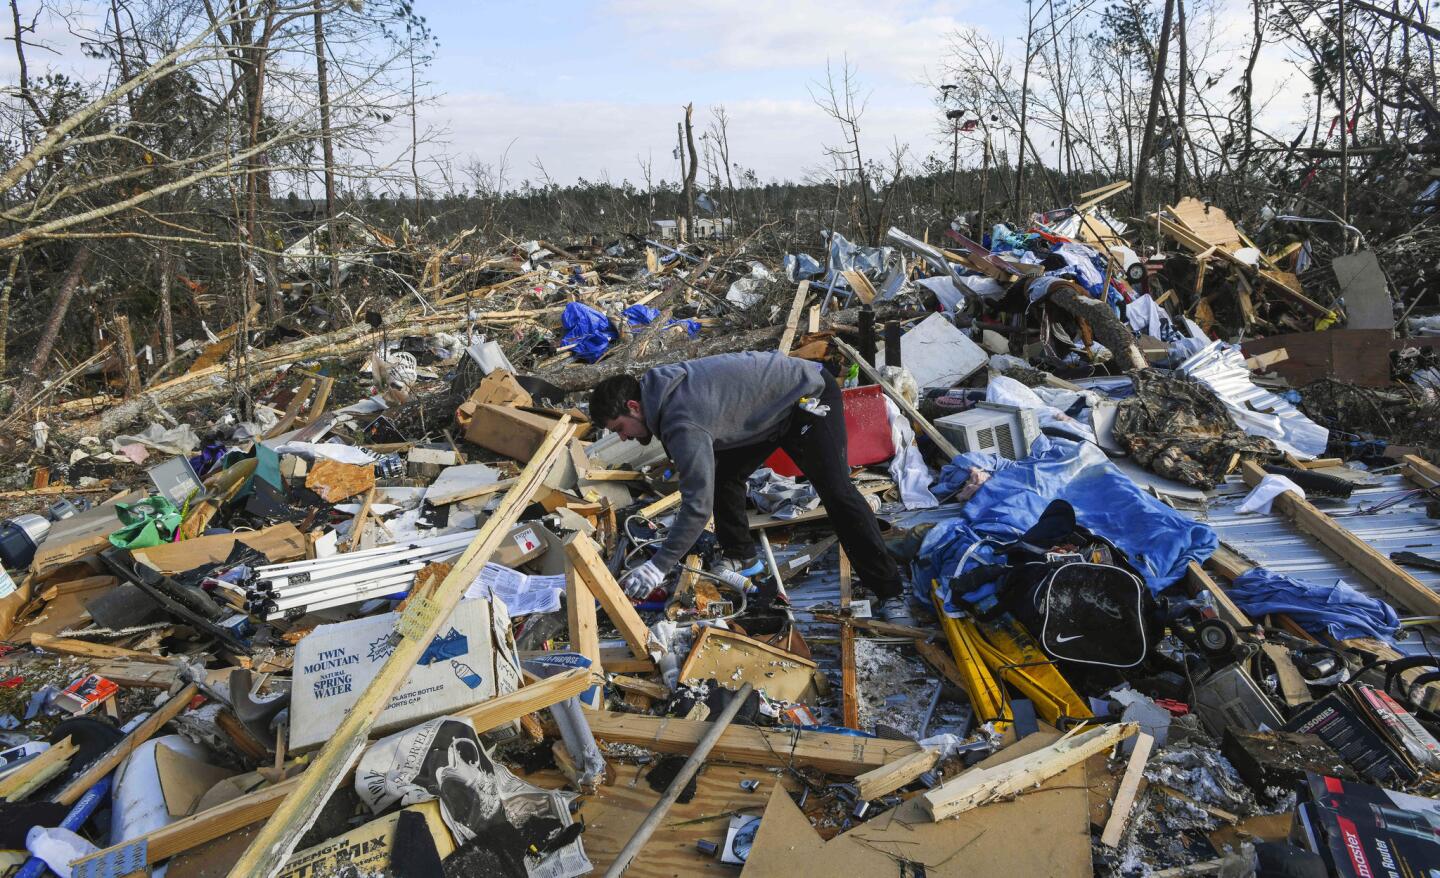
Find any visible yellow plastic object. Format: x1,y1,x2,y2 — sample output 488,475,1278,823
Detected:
930,581,1010,734
972,615,1094,727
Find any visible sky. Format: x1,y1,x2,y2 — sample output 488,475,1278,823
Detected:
0,0,1309,191
411,0,998,189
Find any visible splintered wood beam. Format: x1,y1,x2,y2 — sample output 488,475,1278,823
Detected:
227,417,576,878
585,710,921,776
839,549,859,731
855,747,942,801
564,531,654,664
922,723,1136,821
777,280,811,355
638,491,682,519
1099,732,1155,847
1239,460,1440,617
565,547,604,689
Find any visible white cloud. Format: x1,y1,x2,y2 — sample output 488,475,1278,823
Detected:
417,91,939,189
605,0,978,83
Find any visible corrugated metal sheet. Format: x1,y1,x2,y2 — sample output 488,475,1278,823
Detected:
1197,473,1440,653
1179,342,1329,457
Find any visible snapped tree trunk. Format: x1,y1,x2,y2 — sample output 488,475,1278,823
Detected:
158,248,175,363
1047,281,1148,372
0,252,20,377
683,103,698,242
1133,0,1176,213
21,247,92,403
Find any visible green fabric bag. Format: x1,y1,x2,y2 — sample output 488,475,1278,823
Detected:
108,495,183,549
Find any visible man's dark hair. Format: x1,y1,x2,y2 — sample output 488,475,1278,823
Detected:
589,374,642,425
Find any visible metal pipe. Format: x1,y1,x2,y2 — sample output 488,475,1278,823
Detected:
603,682,754,877
758,530,787,600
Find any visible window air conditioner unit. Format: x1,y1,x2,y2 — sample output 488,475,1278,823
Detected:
934,402,1040,460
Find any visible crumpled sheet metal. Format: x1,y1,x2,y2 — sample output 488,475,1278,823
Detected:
1179,341,1329,459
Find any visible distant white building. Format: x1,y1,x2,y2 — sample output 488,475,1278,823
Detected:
649,217,733,241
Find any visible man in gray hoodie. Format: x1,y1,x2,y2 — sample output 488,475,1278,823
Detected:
588,351,911,624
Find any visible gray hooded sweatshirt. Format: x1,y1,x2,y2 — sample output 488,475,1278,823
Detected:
640,351,825,570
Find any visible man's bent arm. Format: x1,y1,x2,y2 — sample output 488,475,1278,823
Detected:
648,422,715,572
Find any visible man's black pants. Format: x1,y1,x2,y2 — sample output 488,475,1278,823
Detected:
711,371,903,600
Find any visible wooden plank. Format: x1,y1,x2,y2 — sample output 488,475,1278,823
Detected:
1240,460,1440,617
585,710,920,776
839,549,859,730
0,736,76,800
777,280,811,355
854,746,942,801
564,532,654,664
561,763,782,878
56,683,200,805
611,674,669,700
807,304,821,334
424,477,516,507
566,552,603,683
262,377,316,441
73,670,591,875
834,338,960,458
1099,732,1155,847
922,723,1136,821
839,270,876,304
227,417,576,877
1401,453,1440,489
30,631,179,664
638,491,682,519
344,486,376,552
913,638,971,691
1243,348,1289,371
1183,561,1253,628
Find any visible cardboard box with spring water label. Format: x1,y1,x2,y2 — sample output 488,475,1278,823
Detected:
289,598,522,751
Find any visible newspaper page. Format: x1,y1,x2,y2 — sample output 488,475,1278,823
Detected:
355,717,590,878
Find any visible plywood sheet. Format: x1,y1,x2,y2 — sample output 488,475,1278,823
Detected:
1172,197,1242,250
742,731,1092,877
679,627,817,703
1240,329,1402,387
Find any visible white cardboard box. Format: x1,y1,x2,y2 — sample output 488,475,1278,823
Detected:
289,598,522,750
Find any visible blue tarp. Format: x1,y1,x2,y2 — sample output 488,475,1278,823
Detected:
561,302,617,363
1228,567,1399,640
623,305,701,337
915,436,1218,611
562,302,702,363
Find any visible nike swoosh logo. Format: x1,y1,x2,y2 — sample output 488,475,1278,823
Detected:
1054,634,1083,643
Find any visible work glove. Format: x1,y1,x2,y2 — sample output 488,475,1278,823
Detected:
620,561,665,599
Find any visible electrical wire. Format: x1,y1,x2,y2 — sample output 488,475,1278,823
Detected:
623,513,748,620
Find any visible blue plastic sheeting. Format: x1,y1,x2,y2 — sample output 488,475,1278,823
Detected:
1228,567,1399,641
563,302,704,362
783,253,822,282
914,436,1217,610
623,305,701,337
561,302,616,363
